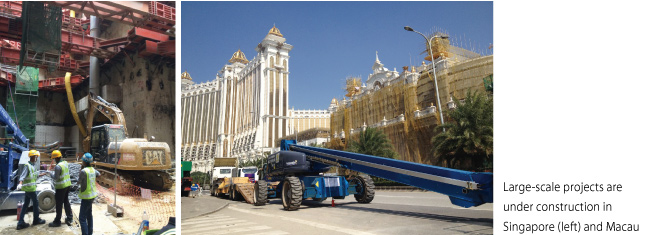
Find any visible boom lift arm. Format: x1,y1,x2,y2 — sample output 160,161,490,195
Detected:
0,103,29,190
282,141,493,208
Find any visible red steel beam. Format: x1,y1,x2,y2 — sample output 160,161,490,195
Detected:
128,27,169,43
0,69,15,86
138,40,157,57
51,1,175,35
157,40,174,58
0,1,22,18
0,46,79,72
39,74,84,92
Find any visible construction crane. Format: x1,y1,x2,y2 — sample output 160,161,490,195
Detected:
249,140,492,210
0,103,56,212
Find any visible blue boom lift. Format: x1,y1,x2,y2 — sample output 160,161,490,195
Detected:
253,140,493,211
0,104,56,212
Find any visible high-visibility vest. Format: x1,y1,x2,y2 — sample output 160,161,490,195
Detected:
22,163,38,192
79,167,98,200
55,161,72,189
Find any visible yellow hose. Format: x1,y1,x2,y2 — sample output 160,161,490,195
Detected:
65,72,87,137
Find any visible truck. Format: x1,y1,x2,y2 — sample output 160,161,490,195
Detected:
211,157,259,203
209,157,236,197
209,167,233,196
181,161,192,197
252,140,493,210
213,166,259,201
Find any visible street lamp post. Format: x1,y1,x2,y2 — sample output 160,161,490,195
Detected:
404,26,446,132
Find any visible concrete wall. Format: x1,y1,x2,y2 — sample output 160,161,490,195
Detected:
65,125,82,154
36,92,69,125
34,125,65,146
100,21,176,158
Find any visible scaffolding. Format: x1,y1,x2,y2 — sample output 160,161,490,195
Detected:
7,65,38,141
330,53,493,165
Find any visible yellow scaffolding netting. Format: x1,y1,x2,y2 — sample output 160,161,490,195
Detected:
330,54,493,165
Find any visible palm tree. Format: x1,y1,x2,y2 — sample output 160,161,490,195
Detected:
347,127,397,159
431,89,493,171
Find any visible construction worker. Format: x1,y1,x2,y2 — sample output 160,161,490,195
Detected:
16,150,47,230
79,153,100,235
191,183,198,198
48,150,74,227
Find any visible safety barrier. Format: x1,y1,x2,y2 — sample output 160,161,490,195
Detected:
96,182,175,229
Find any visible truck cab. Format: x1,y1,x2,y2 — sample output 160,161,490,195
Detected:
232,166,258,182
213,167,235,180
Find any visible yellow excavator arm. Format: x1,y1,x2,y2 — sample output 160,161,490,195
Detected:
85,95,128,134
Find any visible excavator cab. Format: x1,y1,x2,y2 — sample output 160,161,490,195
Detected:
89,124,126,163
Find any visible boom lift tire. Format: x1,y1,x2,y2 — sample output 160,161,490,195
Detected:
282,177,303,211
352,174,375,203
254,180,267,206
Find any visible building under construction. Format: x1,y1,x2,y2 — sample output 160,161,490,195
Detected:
0,1,176,231
329,32,493,165
0,1,175,157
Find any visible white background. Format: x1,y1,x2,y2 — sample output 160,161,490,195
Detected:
495,0,649,234
174,1,650,234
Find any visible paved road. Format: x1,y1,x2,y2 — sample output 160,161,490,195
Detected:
181,191,493,235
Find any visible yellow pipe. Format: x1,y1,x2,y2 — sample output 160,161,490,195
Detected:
65,72,87,137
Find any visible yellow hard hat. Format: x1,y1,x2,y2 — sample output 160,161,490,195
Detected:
29,150,39,157
51,150,62,159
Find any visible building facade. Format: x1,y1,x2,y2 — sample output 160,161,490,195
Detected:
181,26,293,172
329,34,493,165
288,108,331,134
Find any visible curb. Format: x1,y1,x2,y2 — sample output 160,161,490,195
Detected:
183,202,230,220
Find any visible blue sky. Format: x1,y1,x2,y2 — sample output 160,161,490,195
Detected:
182,1,492,110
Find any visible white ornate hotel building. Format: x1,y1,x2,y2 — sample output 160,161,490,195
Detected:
181,26,330,172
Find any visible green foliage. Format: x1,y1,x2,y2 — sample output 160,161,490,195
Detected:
238,153,268,169
347,127,397,159
190,171,209,185
309,142,325,148
431,89,493,171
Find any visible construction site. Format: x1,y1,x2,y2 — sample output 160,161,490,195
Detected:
0,1,175,234
329,31,493,165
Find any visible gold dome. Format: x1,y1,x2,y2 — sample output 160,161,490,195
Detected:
331,98,337,104
268,25,283,37
228,49,249,64
181,70,192,80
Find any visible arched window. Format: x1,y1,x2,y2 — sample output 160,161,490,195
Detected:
374,81,383,90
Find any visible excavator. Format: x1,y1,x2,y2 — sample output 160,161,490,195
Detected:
64,73,172,193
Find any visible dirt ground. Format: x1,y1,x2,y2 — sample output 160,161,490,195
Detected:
0,184,175,234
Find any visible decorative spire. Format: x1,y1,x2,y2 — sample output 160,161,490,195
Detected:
228,49,249,64
376,51,379,61
181,70,192,80
268,24,284,37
